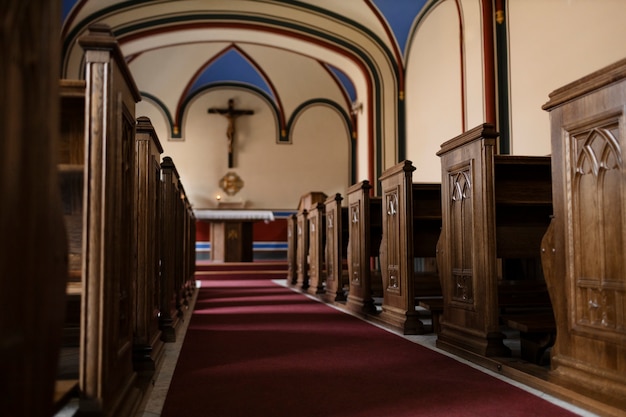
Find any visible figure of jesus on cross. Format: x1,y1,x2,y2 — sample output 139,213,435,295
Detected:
208,99,254,168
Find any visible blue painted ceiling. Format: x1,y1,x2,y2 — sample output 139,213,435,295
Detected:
62,0,428,107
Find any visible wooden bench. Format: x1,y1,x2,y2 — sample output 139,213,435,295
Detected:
378,161,442,334
345,180,383,315
418,297,444,334
57,24,144,415
293,192,327,290
133,116,166,372
54,24,196,415
306,202,326,295
504,313,556,365
436,123,554,359
323,193,350,302
286,213,298,285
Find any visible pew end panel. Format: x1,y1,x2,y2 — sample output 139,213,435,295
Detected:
542,57,626,412
323,194,349,302
346,181,380,315
296,209,310,290
436,124,511,358
286,213,298,285
133,116,165,374
295,192,328,291
75,23,143,416
307,202,326,295
378,161,427,334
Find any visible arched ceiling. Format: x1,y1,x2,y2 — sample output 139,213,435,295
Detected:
61,0,432,179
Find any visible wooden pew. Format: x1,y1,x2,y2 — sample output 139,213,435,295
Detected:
436,123,554,360
2,3,69,414
378,160,442,334
306,202,326,295
541,58,626,414
160,156,185,341
286,213,298,285
345,180,383,315
323,193,349,302
58,80,86,364
183,195,197,301
75,24,143,415
294,192,327,290
133,116,165,374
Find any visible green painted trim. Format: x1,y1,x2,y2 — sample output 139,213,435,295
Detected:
179,82,280,141
287,98,355,184
62,0,154,58
139,91,177,137
63,5,400,187
495,4,510,154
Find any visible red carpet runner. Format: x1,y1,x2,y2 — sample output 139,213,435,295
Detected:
161,266,580,417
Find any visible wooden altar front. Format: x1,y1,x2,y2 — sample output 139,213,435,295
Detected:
195,209,274,262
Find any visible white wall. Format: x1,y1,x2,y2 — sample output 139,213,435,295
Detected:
405,0,464,183
507,0,626,155
137,89,350,210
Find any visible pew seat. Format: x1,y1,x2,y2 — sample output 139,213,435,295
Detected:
418,297,444,334
505,313,556,365
497,280,555,365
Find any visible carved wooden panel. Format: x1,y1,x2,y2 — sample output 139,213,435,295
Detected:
286,214,297,285
296,210,309,288
448,166,474,306
326,209,335,283
349,203,362,286
324,194,347,302
117,103,135,352
307,204,326,294
569,116,625,340
383,188,401,293
542,57,626,414
309,216,318,278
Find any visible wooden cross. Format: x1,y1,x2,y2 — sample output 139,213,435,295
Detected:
208,99,254,168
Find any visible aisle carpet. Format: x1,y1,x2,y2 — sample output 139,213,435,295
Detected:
161,268,580,417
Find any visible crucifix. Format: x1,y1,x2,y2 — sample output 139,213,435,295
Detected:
208,99,254,168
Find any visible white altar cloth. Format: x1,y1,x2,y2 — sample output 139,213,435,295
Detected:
194,209,275,221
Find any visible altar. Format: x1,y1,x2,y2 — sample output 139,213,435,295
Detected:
194,209,275,262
